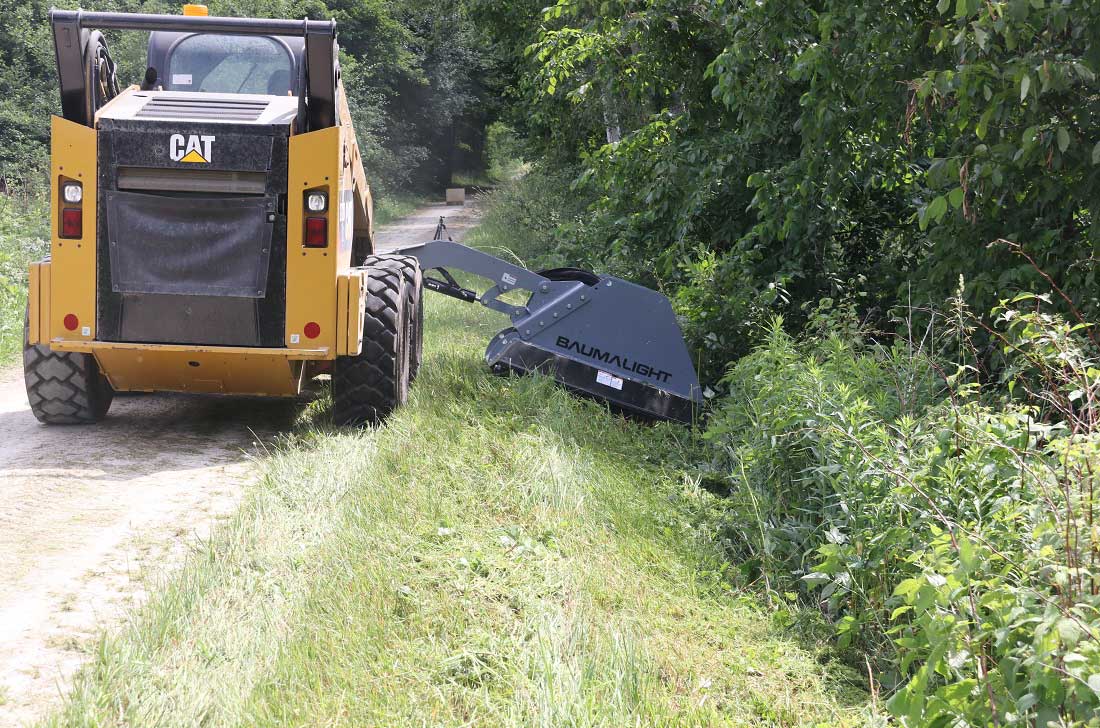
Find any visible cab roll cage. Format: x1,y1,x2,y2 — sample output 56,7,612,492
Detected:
50,8,339,130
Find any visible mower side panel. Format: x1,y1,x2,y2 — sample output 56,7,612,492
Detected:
337,89,373,249
49,115,97,344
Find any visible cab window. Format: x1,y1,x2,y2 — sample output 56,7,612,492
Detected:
166,34,293,95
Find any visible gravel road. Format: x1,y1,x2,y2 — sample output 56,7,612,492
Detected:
0,200,479,727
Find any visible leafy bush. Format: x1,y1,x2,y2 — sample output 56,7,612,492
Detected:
476,0,1100,384
485,122,527,183
466,164,595,271
0,195,49,363
704,304,1100,726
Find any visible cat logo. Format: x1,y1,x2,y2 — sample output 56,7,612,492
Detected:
169,133,215,164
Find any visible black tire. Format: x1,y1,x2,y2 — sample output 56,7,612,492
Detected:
352,235,373,267
362,253,423,382
23,308,113,424
332,263,409,426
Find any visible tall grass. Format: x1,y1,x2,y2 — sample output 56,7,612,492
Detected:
42,287,873,726
0,195,48,365
373,193,425,227
704,297,1100,726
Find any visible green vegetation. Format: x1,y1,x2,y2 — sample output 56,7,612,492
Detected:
2,0,1099,724
0,0,496,196
474,0,1100,380
0,197,47,365
706,310,1100,725
465,4,1100,723
372,193,425,227
42,288,872,727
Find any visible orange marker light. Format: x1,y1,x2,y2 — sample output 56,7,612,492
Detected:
182,4,209,16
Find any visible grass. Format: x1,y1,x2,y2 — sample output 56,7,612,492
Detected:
41,300,875,726
0,195,49,365
374,193,426,227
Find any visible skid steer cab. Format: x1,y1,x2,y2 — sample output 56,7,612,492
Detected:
26,5,422,426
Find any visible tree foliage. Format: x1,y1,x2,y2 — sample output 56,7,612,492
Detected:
0,0,497,195
477,0,1100,381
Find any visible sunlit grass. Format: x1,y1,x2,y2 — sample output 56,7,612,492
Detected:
41,254,874,727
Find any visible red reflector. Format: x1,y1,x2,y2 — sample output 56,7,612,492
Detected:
61,208,82,239
304,217,327,247
304,322,321,339
63,313,79,331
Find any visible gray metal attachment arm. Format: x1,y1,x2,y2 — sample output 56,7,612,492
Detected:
396,241,542,317
394,240,594,333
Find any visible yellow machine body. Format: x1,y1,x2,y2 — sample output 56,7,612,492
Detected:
27,86,374,396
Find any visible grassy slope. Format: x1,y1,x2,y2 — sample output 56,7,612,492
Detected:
42,235,873,727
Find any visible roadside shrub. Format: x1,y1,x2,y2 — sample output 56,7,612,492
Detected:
0,194,48,363
485,122,527,183
704,304,1100,726
469,164,595,271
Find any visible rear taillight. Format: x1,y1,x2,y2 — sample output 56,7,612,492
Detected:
304,216,328,247
61,208,82,239
59,178,83,239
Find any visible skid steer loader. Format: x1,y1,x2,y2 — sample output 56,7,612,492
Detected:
27,5,702,426
28,4,421,426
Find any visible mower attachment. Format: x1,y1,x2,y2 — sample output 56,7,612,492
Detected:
394,235,702,423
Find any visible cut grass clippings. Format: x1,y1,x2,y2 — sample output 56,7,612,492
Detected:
41,276,875,727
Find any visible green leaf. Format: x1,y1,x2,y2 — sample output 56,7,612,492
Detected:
974,26,988,50
976,107,994,139
928,195,949,223
886,687,911,717
958,535,977,570
893,577,923,599
1057,126,1070,152
948,187,965,209
1088,674,1100,697
937,0,951,12
1092,141,1100,165
1020,74,1031,102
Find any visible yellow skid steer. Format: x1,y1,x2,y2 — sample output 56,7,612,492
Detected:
27,5,421,426
27,6,702,426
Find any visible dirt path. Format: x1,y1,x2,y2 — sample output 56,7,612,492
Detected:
373,199,480,252
0,200,479,727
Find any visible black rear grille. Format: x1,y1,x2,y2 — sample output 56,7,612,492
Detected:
135,96,269,121
96,117,290,348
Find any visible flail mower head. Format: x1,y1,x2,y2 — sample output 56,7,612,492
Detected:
396,220,702,423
